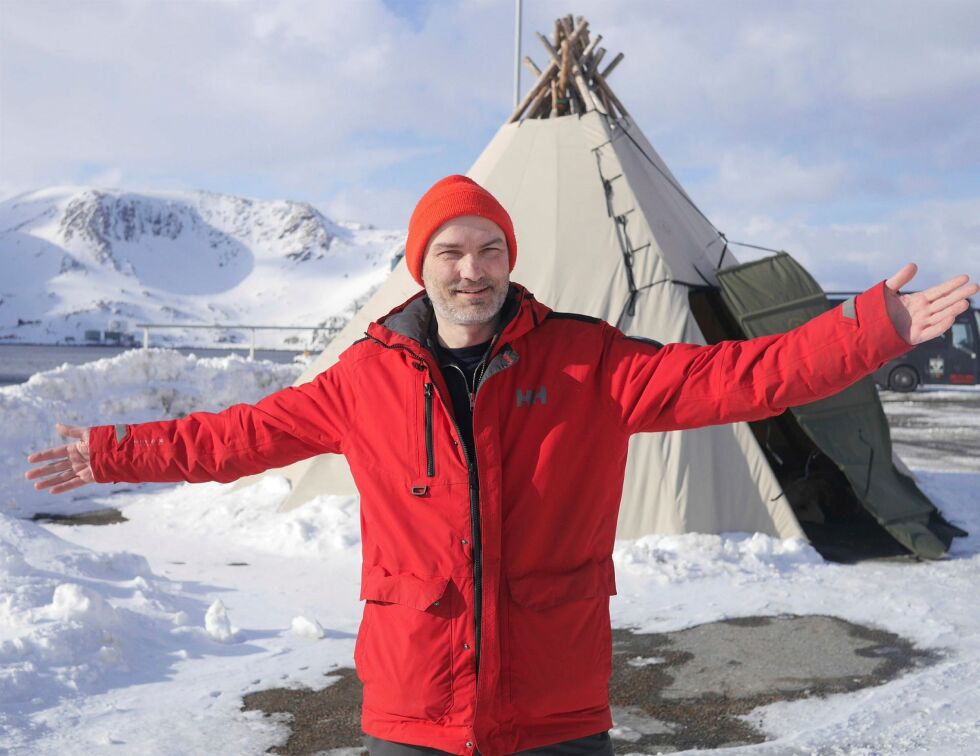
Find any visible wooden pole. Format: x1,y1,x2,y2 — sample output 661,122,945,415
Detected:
558,38,571,114
590,47,607,75
566,44,599,113
522,55,541,78
513,0,523,109
532,91,551,119
578,34,602,78
508,64,555,121
600,52,624,80
598,84,613,117
526,85,551,119
536,31,558,61
593,71,629,117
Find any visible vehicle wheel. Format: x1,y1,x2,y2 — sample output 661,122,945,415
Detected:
889,366,918,392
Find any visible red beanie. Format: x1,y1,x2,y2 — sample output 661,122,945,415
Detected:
405,175,517,286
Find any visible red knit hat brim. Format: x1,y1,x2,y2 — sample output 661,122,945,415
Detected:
405,175,517,286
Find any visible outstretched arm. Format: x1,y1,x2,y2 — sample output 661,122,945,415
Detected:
24,360,357,493
25,423,95,494
609,264,977,434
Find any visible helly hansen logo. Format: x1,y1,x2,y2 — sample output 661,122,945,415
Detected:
516,387,547,407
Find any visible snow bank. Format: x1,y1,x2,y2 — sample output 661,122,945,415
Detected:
0,514,175,712
0,473,361,745
1,348,302,517
615,531,822,583
109,475,361,559
0,482,361,751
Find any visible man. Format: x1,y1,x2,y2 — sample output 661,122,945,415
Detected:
26,175,977,756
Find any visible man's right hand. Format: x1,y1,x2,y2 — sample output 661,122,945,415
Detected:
25,423,95,494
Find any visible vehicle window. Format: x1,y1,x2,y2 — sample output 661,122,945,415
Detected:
952,322,975,353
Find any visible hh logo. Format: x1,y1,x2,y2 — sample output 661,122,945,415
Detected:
516,386,548,408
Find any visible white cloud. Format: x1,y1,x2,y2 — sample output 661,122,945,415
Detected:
321,185,418,229
695,148,857,210
711,197,980,292
0,0,509,203
0,0,977,272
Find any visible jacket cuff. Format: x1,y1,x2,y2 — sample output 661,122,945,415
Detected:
852,280,912,367
89,423,125,483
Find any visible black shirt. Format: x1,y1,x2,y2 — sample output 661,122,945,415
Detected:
432,339,493,459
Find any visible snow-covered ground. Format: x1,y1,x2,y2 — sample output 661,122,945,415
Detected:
1,355,978,754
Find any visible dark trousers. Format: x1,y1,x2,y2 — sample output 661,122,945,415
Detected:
364,732,614,756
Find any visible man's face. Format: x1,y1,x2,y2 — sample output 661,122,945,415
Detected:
421,215,510,327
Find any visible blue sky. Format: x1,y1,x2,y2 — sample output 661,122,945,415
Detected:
1,0,978,290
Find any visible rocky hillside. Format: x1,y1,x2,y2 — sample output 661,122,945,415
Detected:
0,188,404,348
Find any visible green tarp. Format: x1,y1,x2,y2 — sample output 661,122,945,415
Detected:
716,253,961,559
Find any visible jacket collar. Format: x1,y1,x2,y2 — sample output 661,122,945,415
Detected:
366,283,551,354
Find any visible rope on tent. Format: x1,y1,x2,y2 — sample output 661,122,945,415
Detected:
690,264,714,288
725,239,788,255
613,277,705,331
594,144,648,325
716,233,731,268
614,213,641,319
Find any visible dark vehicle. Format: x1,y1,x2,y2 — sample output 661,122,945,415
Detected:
828,293,979,391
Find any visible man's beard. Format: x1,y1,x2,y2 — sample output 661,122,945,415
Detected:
427,279,509,326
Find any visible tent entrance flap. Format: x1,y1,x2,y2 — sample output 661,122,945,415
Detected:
713,252,965,560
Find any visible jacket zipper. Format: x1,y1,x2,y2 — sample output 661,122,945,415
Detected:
429,367,483,672
444,356,491,412
455,339,506,676
423,382,435,477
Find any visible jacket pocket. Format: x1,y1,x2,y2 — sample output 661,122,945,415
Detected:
505,558,617,719
355,567,455,721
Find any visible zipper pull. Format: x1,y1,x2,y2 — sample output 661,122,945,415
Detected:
468,391,475,410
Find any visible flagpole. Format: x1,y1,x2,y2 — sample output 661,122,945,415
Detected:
513,0,523,109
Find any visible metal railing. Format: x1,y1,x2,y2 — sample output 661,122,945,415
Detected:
135,321,346,359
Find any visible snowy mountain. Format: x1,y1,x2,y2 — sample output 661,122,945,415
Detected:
0,187,405,349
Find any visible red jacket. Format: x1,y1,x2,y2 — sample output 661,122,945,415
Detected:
90,282,909,755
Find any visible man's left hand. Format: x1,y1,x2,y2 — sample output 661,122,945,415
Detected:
884,263,978,345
